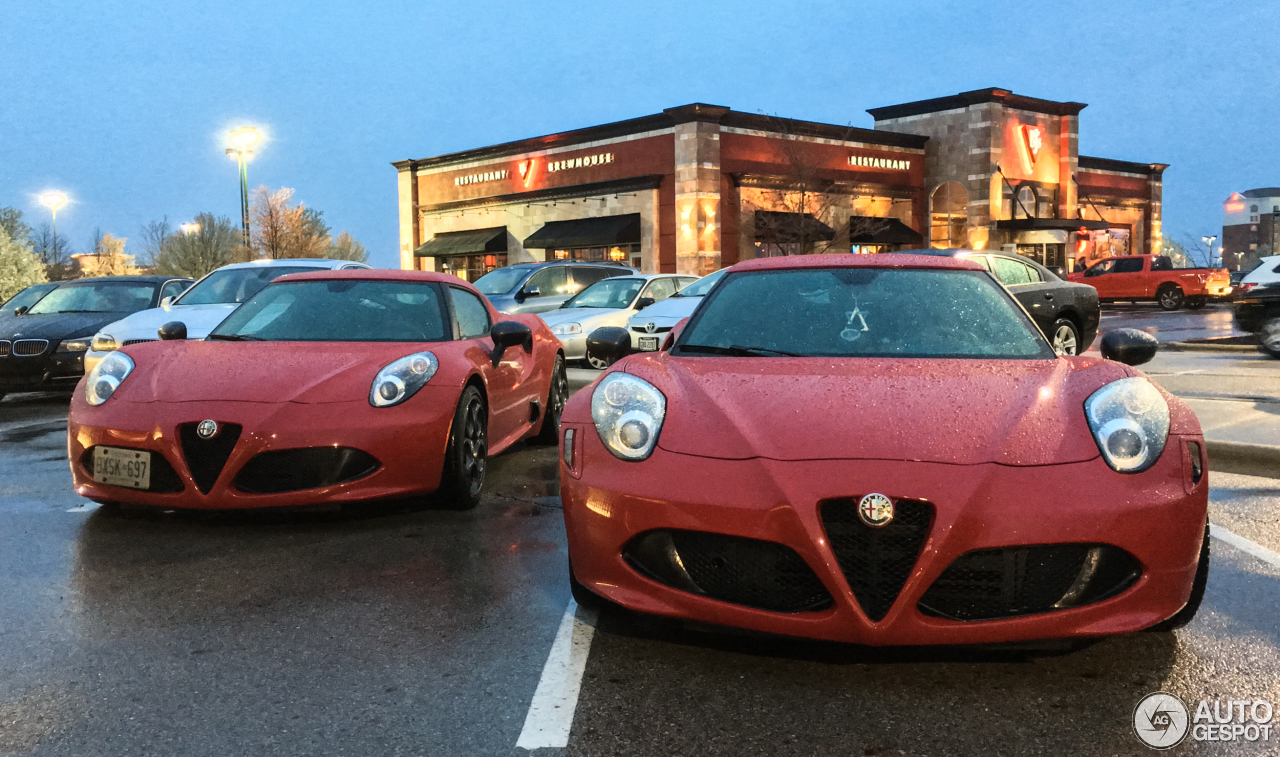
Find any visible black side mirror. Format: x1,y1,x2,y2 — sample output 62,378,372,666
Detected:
158,321,188,341
489,320,532,367
586,326,631,368
14,306,28,316
515,285,540,303
1100,328,1158,366
635,297,656,310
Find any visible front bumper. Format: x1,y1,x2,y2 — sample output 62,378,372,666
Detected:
0,349,86,392
68,386,457,509
561,426,1208,645
554,333,588,360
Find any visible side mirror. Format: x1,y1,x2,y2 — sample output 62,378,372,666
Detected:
1100,328,1157,366
489,320,532,367
158,321,188,341
586,326,631,367
516,285,541,302
160,296,174,309
14,306,28,316
635,296,656,310
1084,267,1102,278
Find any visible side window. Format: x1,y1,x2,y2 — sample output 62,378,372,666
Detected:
675,276,699,290
450,287,491,340
1023,263,1043,283
570,267,614,291
1113,258,1144,274
962,255,992,272
1086,260,1114,277
525,267,571,297
1150,256,1173,272
161,281,188,300
643,278,677,301
992,256,1032,286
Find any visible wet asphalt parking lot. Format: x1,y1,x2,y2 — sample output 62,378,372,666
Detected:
2,333,1280,756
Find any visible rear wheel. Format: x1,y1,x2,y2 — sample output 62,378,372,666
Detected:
436,386,487,510
1148,521,1209,632
535,355,568,445
1185,296,1207,310
1049,318,1080,356
1260,318,1280,358
1157,286,1185,311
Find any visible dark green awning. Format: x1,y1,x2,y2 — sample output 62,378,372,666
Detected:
754,211,835,243
849,217,923,245
414,226,508,257
522,214,641,249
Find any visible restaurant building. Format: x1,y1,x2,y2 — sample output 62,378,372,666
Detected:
394,88,1166,278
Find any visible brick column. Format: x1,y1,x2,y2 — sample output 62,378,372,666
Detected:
1059,115,1079,221
1146,165,1167,255
667,105,728,275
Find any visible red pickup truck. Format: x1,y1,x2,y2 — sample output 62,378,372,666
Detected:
1067,254,1232,311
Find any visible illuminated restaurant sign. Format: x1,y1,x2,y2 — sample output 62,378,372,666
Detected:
548,152,614,172
455,169,509,186
849,155,909,170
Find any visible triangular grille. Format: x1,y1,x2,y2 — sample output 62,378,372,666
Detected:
819,498,933,621
177,422,243,494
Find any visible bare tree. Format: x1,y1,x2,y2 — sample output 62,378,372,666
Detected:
250,186,333,259
156,213,242,277
30,223,73,279
1178,234,1219,269
139,218,173,267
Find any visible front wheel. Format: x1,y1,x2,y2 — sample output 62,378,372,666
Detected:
534,355,567,445
1185,296,1207,310
1049,318,1080,356
1157,286,1185,311
585,355,608,370
1260,318,1280,358
436,386,488,510
1148,520,1209,631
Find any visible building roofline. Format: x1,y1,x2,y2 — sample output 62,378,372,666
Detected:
867,88,1088,120
392,104,927,172
1078,155,1168,176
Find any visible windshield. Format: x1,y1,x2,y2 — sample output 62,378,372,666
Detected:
676,268,1053,359
27,282,156,315
473,267,531,295
209,280,448,342
674,269,727,298
562,278,644,309
177,266,326,305
3,283,58,311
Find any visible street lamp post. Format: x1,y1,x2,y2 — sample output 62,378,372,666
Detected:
38,191,68,261
1201,235,1219,268
225,127,259,246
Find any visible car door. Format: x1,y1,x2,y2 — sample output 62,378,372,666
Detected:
568,266,616,296
450,286,535,445
1106,257,1147,298
1082,259,1117,298
514,266,573,314
1000,258,1061,332
990,256,1049,330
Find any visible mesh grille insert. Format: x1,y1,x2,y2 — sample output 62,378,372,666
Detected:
820,497,933,621
233,447,380,494
177,422,243,494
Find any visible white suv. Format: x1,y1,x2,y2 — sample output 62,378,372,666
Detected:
84,258,370,372
1239,255,1280,294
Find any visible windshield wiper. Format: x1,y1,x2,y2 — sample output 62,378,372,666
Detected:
206,334,264,341
679,344,802,357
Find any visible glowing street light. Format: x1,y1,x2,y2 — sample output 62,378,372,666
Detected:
225,126,260,244
38,191,68,261
1202,235,1219,267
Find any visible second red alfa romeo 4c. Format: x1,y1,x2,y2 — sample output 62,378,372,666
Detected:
561,254,1209,646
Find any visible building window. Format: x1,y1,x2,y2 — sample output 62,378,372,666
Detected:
438,253,508,282
1251,205,1259,212
1014,185,1037,219
930,182,968,248
553,244,639,262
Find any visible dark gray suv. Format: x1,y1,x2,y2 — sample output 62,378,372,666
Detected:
473,261,639,314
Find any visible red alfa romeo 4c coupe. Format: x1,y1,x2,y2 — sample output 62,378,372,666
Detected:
561,254,1209,646
68,270,567,510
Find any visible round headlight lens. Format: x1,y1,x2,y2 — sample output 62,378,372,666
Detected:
370,352,438,408
85,351,135,406
1084,377,1169,473
591,373,665,461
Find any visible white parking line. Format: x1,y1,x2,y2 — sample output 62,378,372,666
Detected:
516,598,599,750
1211,522,1280,569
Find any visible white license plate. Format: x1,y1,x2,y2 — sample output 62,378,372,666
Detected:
638,336,660,351
92,446,151,490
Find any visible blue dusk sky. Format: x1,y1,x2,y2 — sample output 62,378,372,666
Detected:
2,0,1273,268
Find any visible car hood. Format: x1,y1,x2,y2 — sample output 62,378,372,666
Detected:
98,303,239,341
541,307,631,328
1,312,129,342
620,354,1136,465
627,296,701,327
117,341,420,404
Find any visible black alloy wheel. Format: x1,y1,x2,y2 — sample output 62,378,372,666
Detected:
1185,296,1207,310
535,354,568,445
1148,520,1209,631
1158,286,1185,311
437,386,487,510
1050,318,1080,356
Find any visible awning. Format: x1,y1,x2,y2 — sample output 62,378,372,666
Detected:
414,226,508,257
754,211,836,243
522,214,641,249
994,218,1110,232
849,217,923,245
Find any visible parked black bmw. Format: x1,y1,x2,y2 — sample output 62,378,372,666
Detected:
908,249,1101,355
0,275,191,400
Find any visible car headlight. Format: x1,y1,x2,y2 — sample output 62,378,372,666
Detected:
85,351,135,406
370,351,438,408
591,373,666,461
56,337,93,354
551,322,583,336
91,333,118,352
1084,377,1169,473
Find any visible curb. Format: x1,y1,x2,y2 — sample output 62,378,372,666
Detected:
1163,341,1260,354
1207,439,1280,479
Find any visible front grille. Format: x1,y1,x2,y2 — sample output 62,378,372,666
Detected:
917,544,1141,622
624,530,833,613
0,340,9,356
820,497,933,621
13,339,49,356
630,326,673,334
177,422,243,494
80,447,185,493
233,447,380,494
123,339,157,346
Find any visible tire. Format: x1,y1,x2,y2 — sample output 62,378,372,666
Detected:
1186,296,1207,310
435,386,487,510
534,354,568,445
585,355,608,370
1148,521,1209,632
1260,318,1280,359
1157,286,1185,311
1049,318,1081,356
